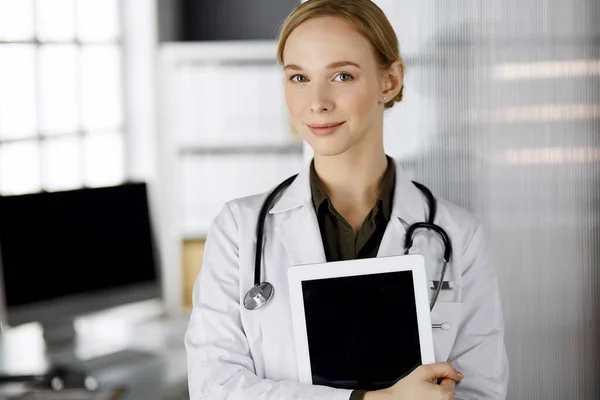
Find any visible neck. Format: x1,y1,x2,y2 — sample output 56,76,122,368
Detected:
313,144,388,212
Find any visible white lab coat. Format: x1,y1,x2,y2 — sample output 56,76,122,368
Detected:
185,159,509,400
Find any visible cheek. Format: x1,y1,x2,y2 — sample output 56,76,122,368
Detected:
341,83,377,121
284,86,306,120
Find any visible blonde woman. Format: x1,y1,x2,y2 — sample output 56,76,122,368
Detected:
185,1,509,399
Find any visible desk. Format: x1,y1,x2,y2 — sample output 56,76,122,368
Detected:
0,301,190,400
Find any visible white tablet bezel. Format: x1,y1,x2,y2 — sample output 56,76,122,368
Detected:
287,254,435,385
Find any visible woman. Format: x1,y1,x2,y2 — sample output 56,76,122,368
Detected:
185,1,509,399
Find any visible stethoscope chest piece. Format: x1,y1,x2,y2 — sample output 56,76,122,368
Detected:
244,282,274,311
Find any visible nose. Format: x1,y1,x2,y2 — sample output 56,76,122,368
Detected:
310,84,334,113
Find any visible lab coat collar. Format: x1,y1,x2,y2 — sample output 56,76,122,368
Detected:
270,157,427,265
377,164,427,257
268,157,426,226
268,161,313,214
270,161,325,265
390,162,427,226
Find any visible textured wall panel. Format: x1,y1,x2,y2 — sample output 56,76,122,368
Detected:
374,1,600,398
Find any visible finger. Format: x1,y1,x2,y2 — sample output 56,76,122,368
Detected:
438,378,456,392
418,362,464,382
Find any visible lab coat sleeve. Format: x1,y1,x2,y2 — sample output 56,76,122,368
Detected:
185,203,353,400
451,222,509,400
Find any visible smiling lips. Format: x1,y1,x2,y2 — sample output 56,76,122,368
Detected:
307,121,345,136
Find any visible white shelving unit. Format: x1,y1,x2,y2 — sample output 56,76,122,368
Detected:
157,41,305,314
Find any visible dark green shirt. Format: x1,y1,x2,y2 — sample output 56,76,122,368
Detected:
310,156,396,262
310,157,396,400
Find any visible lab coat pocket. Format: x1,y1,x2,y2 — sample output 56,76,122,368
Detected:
428,271,462,303
409,234,461,303
429,274,462,362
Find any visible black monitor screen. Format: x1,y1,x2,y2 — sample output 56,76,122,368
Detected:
0,183,159,308
180,0,298,41
301,270,421,391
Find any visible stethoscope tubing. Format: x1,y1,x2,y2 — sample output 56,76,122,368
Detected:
247,174,453,319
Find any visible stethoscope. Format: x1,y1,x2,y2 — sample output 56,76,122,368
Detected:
243,174,453,330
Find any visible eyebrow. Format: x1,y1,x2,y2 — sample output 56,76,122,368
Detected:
283,61,362,71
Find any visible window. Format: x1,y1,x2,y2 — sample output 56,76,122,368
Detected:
0,0,125,195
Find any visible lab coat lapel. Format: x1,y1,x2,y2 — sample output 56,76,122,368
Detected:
275,206,326,266
269,159,426,265
377,161,427,257
377,216,407,257
270,162,327,266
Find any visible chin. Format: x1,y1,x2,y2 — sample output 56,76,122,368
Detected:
306,137,353,157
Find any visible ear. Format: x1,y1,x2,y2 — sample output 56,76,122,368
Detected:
380,60,404,103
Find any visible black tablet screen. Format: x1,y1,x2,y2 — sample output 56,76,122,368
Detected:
301,270,422,391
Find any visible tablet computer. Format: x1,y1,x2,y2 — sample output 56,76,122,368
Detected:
287,254,435,391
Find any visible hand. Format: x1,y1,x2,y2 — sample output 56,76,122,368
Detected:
364,362,463,400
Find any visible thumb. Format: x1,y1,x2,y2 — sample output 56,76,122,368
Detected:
438,378,457,392
418,362,464,382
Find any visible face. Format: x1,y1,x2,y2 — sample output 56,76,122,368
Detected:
282,16,395,157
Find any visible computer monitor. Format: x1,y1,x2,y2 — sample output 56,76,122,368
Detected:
0,182,162,347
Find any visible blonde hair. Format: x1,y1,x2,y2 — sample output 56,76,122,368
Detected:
277,0,404,108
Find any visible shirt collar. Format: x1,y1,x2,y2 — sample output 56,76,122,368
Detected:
309,160,329,212
269,157,426,229
378,156,396,221
309,156,396,220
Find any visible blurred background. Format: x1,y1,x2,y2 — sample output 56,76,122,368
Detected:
0,0,598,399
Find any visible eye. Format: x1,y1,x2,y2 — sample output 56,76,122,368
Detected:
289,74,308,83
334,72,354,82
